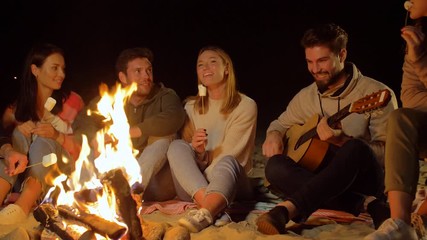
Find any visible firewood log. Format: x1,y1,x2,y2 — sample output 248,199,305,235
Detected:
102,168,143,240
57,205,127,239
34,203,96,240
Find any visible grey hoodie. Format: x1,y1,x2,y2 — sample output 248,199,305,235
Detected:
267,62,398,166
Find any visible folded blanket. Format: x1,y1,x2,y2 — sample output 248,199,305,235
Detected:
140,200,197,215
310,209,372,224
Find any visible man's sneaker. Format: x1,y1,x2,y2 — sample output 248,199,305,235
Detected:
0,204,27,237
214,212,232,227
178,208,213,233
256,205,289,235
363,218,418,240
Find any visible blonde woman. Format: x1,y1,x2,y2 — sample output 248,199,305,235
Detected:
167,46,257,232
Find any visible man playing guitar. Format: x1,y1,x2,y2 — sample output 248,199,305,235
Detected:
256,23,398,235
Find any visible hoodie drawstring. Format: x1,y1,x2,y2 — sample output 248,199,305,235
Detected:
318,94,341,117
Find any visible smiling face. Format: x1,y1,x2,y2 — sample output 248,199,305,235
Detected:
119,57,154,98
32,52,65,91
408,0,427,19
196,50,228,90
305,45,346,91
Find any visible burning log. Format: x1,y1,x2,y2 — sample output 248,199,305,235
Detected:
57,205,127,239
34,203,96,240
102,168,143,240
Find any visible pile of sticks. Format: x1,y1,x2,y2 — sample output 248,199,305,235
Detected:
34,169,143,240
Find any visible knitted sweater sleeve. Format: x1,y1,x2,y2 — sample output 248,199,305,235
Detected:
401,54,427,111
208,97,257,171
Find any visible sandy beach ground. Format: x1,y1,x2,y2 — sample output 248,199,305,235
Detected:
3,129,427,240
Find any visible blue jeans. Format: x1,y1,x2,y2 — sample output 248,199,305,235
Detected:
137,138,176,201
167,139,252,205
265,138,384,220
12,129,73,194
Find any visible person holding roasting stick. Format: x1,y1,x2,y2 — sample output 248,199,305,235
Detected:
167,46,257,233
0,43,84,237
364,1,427,239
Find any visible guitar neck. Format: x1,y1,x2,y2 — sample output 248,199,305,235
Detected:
326,104,351,127
296,104,351,148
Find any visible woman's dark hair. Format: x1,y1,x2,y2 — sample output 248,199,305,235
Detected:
15,43,69,122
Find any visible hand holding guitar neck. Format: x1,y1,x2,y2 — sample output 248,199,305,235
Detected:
285,89,391,172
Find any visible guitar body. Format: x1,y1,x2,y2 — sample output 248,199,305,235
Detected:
285,115,329,171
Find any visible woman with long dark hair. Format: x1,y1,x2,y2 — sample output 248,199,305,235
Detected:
0,43,84,237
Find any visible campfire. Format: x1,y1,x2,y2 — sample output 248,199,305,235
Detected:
34,82,145,240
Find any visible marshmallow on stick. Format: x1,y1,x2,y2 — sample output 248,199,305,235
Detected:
44,97,57,111
33,97,59,142
198,84,207,115
43,97,73,134
26,153,57,168
404,1,413,26
198,84,207,96
404,1,413,10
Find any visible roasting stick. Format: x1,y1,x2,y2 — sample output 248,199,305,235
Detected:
198,84,207,149
404,1,413,26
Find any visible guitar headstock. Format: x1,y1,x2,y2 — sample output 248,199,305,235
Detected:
350,89,391,114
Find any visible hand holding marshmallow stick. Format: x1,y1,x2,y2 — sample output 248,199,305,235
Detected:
198,84,208,149
25,153,57,168
42,97,73,135
30,98,57,142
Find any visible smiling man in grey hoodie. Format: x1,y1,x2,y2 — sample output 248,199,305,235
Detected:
256,23,398,235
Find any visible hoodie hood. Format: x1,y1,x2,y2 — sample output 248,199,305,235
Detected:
318,62,361,99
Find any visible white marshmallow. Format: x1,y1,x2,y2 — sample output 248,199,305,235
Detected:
44,97,57,112
42,153,57,167
198,84,207,96
26,153,57,168
404,1,413,10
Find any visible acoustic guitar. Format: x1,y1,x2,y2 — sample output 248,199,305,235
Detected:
284,89,391,172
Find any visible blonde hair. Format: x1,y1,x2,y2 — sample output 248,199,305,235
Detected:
189,46,241,115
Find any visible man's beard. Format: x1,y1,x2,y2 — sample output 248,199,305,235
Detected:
315,70,344,93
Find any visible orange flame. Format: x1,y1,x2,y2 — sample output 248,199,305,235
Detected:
44,82,141,238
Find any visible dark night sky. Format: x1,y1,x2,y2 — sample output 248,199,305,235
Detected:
0,0,408,129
